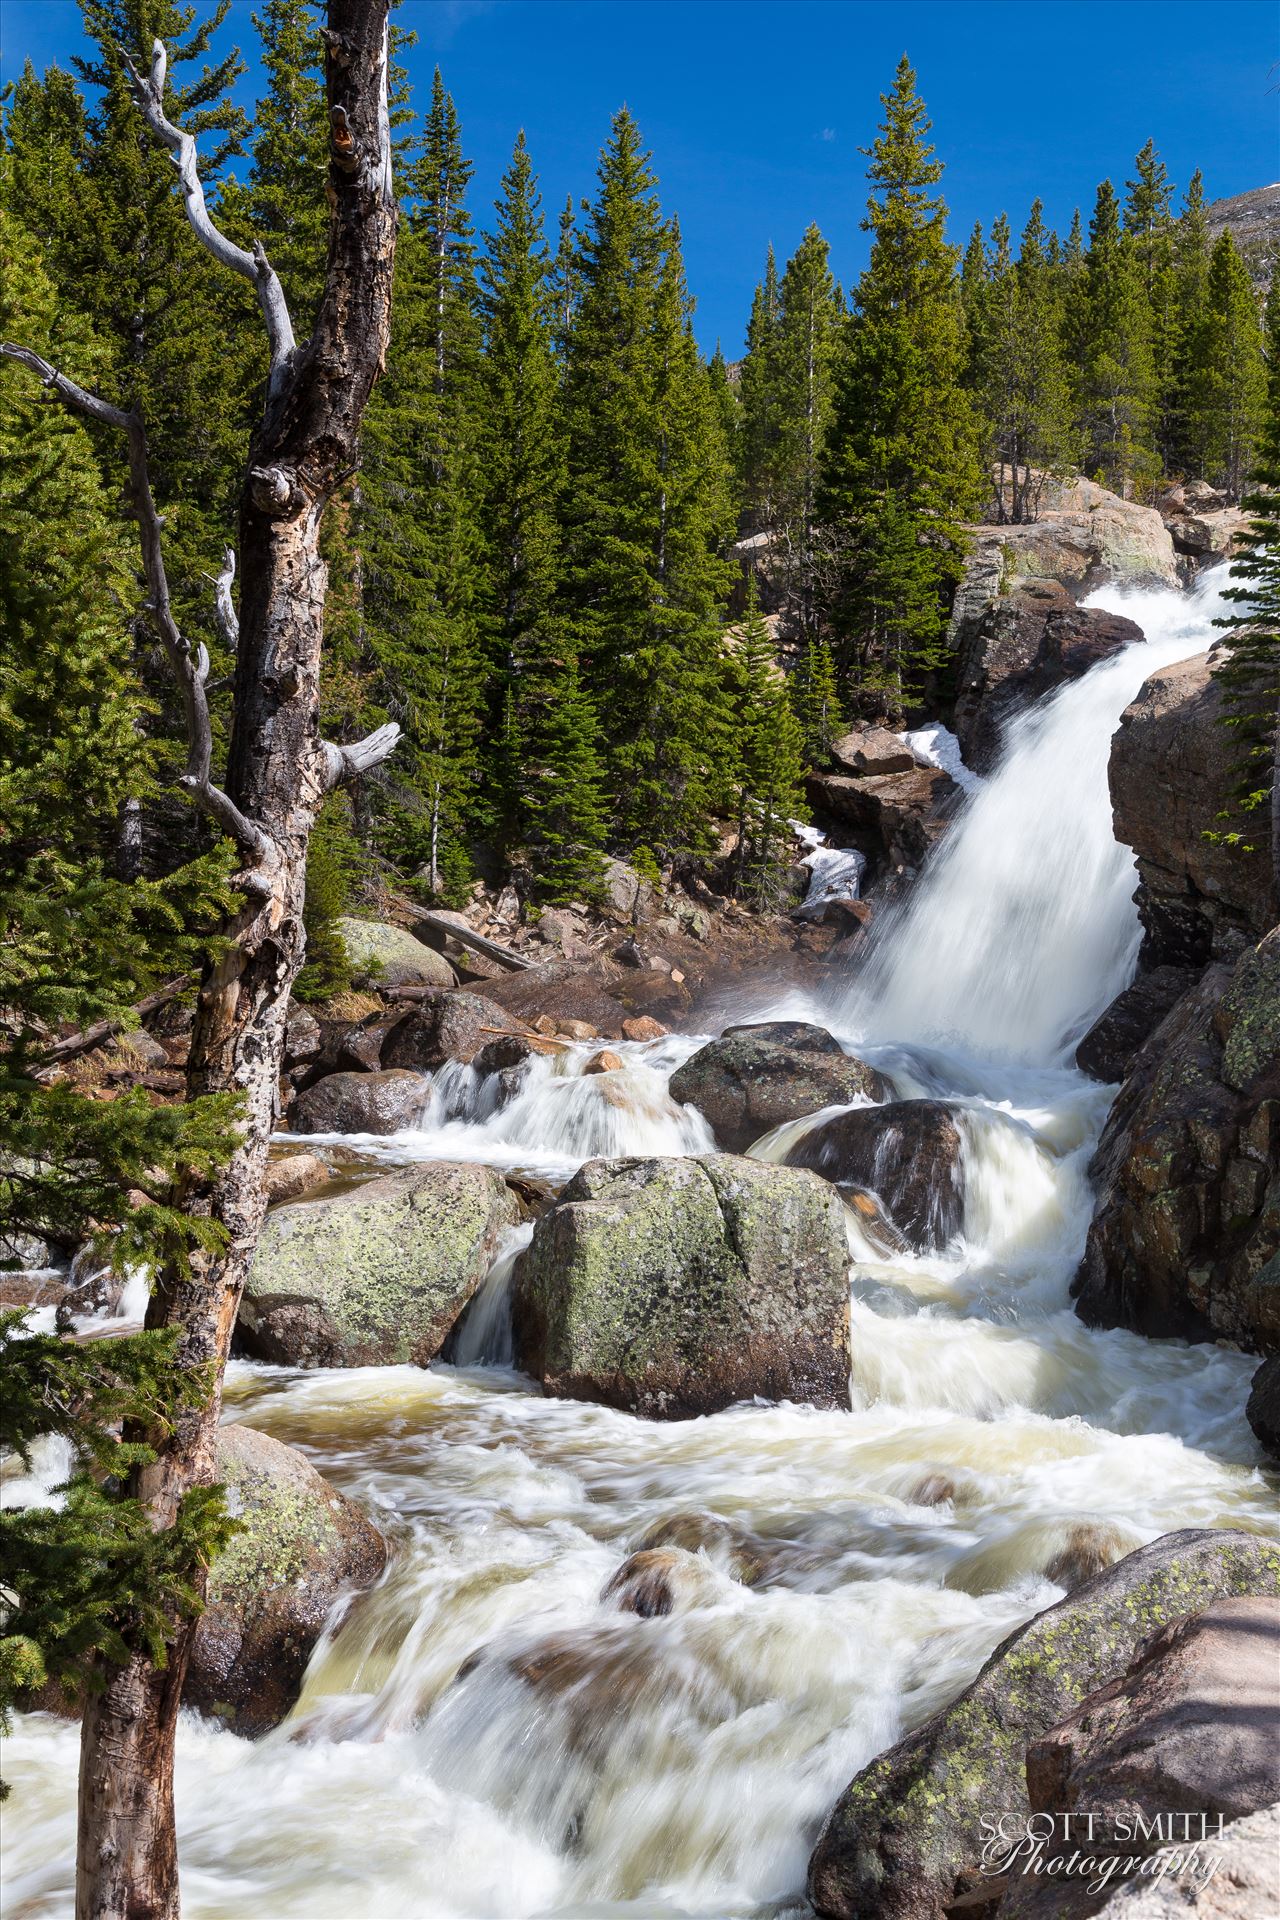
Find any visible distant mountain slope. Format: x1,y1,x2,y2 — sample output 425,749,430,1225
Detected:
1206,182,1280,287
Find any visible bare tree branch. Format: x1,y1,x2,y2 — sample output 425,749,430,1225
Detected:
320,720,402,791
121,38,296,390
0,342,273,871
209,547,239,651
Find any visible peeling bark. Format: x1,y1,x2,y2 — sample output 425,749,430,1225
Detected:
4,6,397,1918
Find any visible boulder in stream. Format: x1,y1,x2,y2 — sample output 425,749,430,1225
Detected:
291,1068,430,1136
785,1100,965,1252
381,989,530,1070
807,1528,1280,1920
668,1022,886,1153
187,1423,386,1736
239,1161,520,1367
512,1153,851,1417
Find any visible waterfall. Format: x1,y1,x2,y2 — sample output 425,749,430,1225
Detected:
831,564,1234,1066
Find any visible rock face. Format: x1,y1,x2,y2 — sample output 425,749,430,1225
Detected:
1073,932,1280,1351
263,1151,333,1205
785,1100,965,1252
239,1162,520,1367
1094,1803,1280,1919
1109,653,1276,967
668,1022,886,1153
380,990,528,1070
1246,1354,1280,1459
513,1153,851,1418
335,916,457,990
464,960,632,1039
999,1597,1280,1920
187,1424,385,1735
807,1528,1280,1920
956,601,1144,772
290,1068,430,1136
1074,964,1196,1083
805,766,961,876
829,726,916,777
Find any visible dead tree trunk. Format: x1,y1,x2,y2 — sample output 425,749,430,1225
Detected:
6,6,396,1916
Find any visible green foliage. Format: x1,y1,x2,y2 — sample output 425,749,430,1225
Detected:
0,1313,238,1770
791,635,843,767
295,794,361,1003
819,58,980,707
1185,232,1265,500
1212,276,1280,859
728,575,808,902
1077,177,1158,496
738,244,781,533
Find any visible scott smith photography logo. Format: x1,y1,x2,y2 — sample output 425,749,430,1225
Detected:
979,1812,1229,1898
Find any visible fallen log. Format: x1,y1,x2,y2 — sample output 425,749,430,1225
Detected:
37,973,198,1074
389,895,534,972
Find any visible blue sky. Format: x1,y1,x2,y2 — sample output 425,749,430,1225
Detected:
4,0,1278,353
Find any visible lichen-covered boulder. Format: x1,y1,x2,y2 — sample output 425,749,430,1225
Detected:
291,1068,430,1136
785,1100,965,1252
668,1022,886,1153
512,1153,851,1418
239,1161,520,1367
187,1424,386,1735
807,1529,1280,1920
335,916,457,989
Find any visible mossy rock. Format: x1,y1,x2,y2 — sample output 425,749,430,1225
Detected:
669,1022,886,1153
807,1528,1280,1920
335,916,457,990
239,1161,520,1367
187,1424,387,1735
512,1152,851,1418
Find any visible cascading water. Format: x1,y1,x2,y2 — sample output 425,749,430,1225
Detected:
5,562,1276,1920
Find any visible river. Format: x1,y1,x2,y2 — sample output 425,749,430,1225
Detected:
4,562,1276,1920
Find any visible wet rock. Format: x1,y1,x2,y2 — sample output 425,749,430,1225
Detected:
264,1151,333,1205
621,1015,669,1042
829,726,917,777
961,605,1144,772
634,1509,769,1585
1042,1521,1139,1592
669,1021,886,1154
0,1270,75,1312
584,1050,624,1074
1109,653,1276,967
291,1068,430,1137
335,916,457,990
785,1100,964,1253
600,1547,717,1617
1004,1597,1280,1920
513,1153,851,1418
1246,1354,1280,1459
1073,932,1280,1351
1075,964,1197,1082
381,990,529,1070
468,961,634,1040
239,1161,520,1368
807,1528,1280,1920
805,766,960,876
334,1017,400,1074
472,1031,538,1076
186,1424,386,1736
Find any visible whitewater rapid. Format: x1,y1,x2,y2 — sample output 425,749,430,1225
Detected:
5,564,1276,1920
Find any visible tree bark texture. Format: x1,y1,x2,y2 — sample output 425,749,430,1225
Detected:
74,7,396,1917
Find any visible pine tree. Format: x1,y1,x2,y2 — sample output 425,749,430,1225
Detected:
790,635,843,767
219,0,328,328
772,223,843,639
1213,274,1280,876
706,342,742,532
738,243,782,533
1162,167,1213,472
1123,138,1174,297
818,57,980,709
974,203,1075,521
360,67,487,898
959,219,987,347
1186,231,1266,499
477,130,606,899
1078,178,1158,496
561,112,736,865
728,573,808,903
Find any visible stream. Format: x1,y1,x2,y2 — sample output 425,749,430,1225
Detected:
5,563,1277,1920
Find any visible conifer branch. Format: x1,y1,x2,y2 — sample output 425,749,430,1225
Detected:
0,344,273,874
120,38,296,390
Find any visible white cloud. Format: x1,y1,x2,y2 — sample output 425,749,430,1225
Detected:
820,127,837,142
